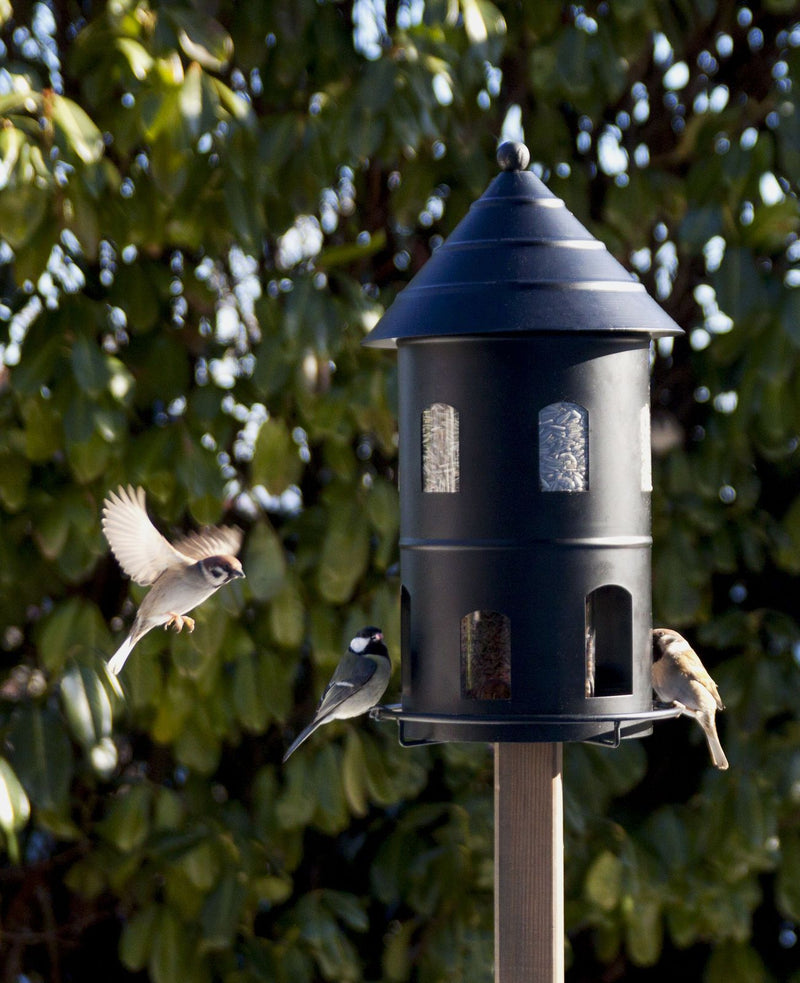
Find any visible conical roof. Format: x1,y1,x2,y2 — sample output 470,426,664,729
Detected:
363,142,683,349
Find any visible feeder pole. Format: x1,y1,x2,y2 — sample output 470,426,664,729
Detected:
494,742,564,983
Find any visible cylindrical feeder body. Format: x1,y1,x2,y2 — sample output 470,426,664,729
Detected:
364,143,683,745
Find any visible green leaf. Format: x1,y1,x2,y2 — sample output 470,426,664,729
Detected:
781,286,800,348
67,430,112,483
624,896,662,966
367,477,399,569
0,180,49,249
149,907,196,983
22,397,61,462
168,8,233,71
243,522,287,601
115,37,154,81
200,870,246,951
60,663,117,776
584,851,622,911
51,93,104,163
0,452,30,512
0,758,31,862
176,840,219,891
252,418,303,494
316,498,370,604
179,63,216,140
100,783,151,852
37,597,112,672
109,263,161,332
713,247,764,325
777,831,800,920
342,731,369,816
71,334,111,396
6,704,74,813
233,652,268,732
120,903,159,972
705,942,767,983
269,581,305,648
276,756,317,830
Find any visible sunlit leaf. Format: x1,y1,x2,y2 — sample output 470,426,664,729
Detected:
0,758,31,862
585,851,622,911
51,94,104,164
60,663,117,777
168,8,233,71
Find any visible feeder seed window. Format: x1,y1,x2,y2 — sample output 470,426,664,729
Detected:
461,611,511,700
422,402,460,493
585,585,633,697
640,404,652,492
539,402,588,492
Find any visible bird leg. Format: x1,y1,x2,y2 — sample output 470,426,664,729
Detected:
164,613,195,633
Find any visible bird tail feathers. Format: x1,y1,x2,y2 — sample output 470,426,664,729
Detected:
107,636,135,676
698,711,729,770
282,719,324,763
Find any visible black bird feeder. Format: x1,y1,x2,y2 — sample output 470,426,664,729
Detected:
365,142,684,747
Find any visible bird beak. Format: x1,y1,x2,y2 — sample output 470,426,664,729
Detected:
235,569,246,579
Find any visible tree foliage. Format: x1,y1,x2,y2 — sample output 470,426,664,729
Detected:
1,1,800,980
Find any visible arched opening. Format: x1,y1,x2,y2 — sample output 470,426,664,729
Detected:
585,586,633,697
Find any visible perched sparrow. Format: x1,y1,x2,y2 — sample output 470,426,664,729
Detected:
102,485,244,675
283,626,391,762
652,627,729,770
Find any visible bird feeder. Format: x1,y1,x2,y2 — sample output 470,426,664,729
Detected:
365,142,684,747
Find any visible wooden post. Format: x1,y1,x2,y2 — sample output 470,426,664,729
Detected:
494,742,564,983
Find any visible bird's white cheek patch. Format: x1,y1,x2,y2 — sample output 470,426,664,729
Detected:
350,636,370,654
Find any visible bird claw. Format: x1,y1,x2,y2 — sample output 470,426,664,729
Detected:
164,614,195,633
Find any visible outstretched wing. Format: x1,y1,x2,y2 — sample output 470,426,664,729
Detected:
172,525,243,561
102,485,187,585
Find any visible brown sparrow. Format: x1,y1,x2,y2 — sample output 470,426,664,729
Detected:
102,485,244,674
652,627,729,770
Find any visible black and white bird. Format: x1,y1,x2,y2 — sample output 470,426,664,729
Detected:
283,626,391,762
102,485,244,675
652,627,729,770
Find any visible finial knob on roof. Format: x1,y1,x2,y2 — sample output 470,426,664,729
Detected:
497,141,530,171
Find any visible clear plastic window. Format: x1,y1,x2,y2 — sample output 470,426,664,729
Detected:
422,402,460,493
539,402,588,492
461,610,511,700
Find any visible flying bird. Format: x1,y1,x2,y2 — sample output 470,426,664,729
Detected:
102,485,244,674
283,626,391,762
652,627,729,770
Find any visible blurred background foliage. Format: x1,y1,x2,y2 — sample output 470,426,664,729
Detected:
1,0,800,980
